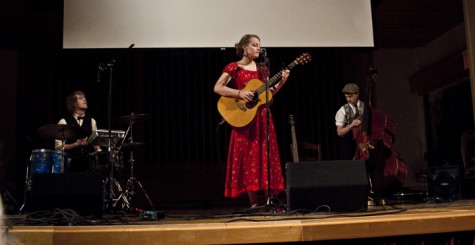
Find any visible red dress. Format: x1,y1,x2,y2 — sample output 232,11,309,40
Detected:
223,62,285,198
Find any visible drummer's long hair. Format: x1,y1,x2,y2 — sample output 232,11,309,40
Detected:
66,90,85,114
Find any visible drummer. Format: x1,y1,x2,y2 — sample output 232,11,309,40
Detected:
55,90,101,172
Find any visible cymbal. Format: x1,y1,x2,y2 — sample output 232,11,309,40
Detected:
38,124,86,141
121,142,145,150
116,113,151,124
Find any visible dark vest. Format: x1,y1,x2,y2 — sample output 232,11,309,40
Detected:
64,114,94,171
343,101,364,127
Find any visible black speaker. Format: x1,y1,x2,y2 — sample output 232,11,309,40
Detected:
427,165,461,201
30,173,103,217
286,160,369,212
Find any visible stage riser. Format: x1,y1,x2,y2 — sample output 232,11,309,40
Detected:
7,209,475,245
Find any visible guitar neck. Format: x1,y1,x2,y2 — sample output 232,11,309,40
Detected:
361,70,375,133
255,61,299,94
289,115,299,163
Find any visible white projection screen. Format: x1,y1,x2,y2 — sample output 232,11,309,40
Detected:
63,0,374,48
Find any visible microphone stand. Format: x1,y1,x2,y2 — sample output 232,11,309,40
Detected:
262,50,276,212
97,43,135,211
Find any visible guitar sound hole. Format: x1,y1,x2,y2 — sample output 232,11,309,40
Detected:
251,91,259,102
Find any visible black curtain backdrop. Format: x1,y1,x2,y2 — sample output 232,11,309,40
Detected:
14,47,371,205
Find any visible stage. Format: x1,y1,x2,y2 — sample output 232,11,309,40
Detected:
3,198,475,244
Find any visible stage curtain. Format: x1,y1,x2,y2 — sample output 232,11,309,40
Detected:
17,48,367,168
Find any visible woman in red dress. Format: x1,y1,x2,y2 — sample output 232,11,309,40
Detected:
214,34,290,208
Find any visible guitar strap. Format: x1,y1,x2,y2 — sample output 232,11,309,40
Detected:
257,62,269,81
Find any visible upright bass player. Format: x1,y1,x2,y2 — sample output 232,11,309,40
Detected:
335,83,365,160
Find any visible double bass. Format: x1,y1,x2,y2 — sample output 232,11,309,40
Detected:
353,67,407,196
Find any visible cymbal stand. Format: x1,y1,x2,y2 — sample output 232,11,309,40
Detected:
103,125,130,210
58,131,66,173
102,126,129,210
106,174,130,210
123,120,155,210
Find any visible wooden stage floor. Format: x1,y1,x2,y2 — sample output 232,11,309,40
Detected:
3,198,475,244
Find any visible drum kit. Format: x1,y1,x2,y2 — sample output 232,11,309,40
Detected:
20,112,154,214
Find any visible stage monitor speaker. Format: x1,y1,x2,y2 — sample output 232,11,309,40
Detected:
30,173,103,217
427,165,461,201
286,160,369,212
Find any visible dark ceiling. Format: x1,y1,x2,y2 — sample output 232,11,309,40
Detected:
372,0,465,48
0,0,467,50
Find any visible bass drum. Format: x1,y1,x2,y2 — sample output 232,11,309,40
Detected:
30,149,66,174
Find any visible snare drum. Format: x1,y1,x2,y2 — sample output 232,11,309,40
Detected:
30,149,65,174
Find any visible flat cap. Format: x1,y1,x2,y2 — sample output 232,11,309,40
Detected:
342,83,359,93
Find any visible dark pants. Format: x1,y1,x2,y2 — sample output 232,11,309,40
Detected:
340,133,356,160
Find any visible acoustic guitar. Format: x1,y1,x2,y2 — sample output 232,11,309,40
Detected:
217,52,312,128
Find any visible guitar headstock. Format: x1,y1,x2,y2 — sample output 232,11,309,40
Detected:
295,52,312,65
289,114,295,125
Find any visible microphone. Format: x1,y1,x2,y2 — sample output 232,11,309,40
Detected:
97,44,134,83
261,48,267,57
369,66,378,80
261,48,269,64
